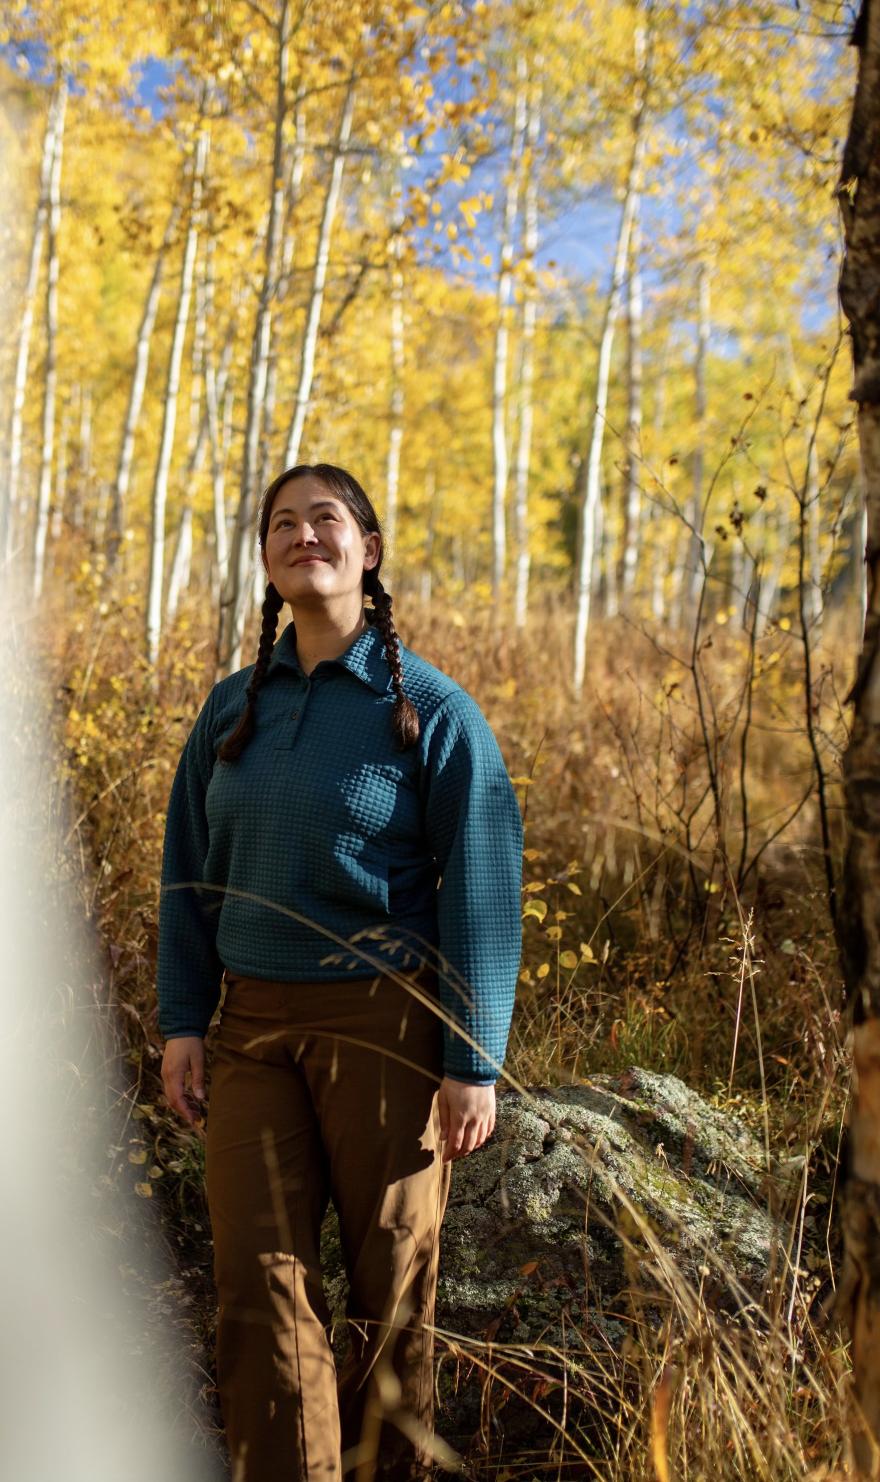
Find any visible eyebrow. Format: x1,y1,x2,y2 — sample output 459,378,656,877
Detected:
270,500,341,519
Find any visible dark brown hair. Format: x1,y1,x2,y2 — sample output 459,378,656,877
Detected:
216,463,419,762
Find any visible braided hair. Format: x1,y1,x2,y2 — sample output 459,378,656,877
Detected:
216,463,419,764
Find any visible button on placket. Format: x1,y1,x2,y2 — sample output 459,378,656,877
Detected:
289,676,312,746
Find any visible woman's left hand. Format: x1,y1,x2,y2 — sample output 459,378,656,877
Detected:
437,1077,496,1163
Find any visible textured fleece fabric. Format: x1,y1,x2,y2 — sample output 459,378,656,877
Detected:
156,614,524,1083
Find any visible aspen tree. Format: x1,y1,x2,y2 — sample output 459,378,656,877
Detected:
282,71,357,471
259,87,307,494
688,257,712,609
2,79,59,563
835,2,880,1473
108,198,183,580
383,134,408,587
46,393,69,573
166,220,212,624
573,2,650,697
491,52,528,602
31,71,66,599
513,64,542,631
620,193,643,603
217,0,291,674
145,125,208,669
218,55,356,677
782,331,826,640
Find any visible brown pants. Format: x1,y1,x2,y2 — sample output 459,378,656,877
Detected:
205,966,453,1482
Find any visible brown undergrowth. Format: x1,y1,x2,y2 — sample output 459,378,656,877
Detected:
32,565,856,1478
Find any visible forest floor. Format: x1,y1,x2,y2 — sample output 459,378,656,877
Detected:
35,587,855,1480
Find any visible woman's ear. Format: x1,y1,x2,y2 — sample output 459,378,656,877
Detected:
363,532,381,570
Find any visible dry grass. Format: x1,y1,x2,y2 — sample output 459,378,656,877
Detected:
28,567,859,1477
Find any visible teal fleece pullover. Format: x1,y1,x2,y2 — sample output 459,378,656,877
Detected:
156,615,524,1083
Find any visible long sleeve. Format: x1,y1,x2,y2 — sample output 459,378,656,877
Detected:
421,691,523,1083
156,687,225,1038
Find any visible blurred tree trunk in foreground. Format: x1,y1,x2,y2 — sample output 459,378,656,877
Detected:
835,0,880,1475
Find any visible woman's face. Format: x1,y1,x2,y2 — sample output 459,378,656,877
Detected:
262,474,380,610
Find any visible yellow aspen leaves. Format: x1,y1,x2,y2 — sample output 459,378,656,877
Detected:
438,152,471,186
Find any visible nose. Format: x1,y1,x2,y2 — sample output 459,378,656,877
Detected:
294,521,319,547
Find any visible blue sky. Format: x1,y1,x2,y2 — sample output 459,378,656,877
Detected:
6,35,842,343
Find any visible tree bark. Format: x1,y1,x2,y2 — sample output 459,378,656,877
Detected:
620,193,643,603
834,2,880,1474
166,224,211,623
145,127,208,668
108,197,183,579
70,383,92,533
282,71,357,471
420,464,437,604
218,69,356,679
259,86,307,494
491,53,528,603
513,65,542,632
2,78,61,563
46,393,70,577
383,140,408,586
217,0,292,672
32,74,68,599
685,258,712,611
572,7,649,696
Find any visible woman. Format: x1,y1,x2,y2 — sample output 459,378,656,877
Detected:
158,463,523,1482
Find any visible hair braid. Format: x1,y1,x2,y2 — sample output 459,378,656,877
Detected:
216,583,285,763
368,577,420,750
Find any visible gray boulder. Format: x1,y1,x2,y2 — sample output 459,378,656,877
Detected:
320,1068,807,1471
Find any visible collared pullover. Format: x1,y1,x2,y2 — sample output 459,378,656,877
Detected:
156,615,524,1083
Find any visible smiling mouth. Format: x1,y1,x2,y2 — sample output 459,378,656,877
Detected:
292,557,327,565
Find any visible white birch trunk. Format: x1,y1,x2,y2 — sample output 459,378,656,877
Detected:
384,142,407,584
260,88,307,493
2,80,61,563
166,230,210,622
685,259,711,608
219,5,300,670
283,72,357,469
600,474,618,618
71,384,91,533
650,330,671,623
420,465,437,604
47,395,69,557
32,76,68,598
220,62,355,679
109,197,183,575
754,498,790,639
572,34,648,696
514,68,542,631
204,235,231,587
621,193,643,601
492,55,528,600
782,332,825,638
145,128,208,668
166,505,193,621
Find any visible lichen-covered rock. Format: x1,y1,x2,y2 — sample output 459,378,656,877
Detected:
319,1068,805,1467
321,1070,788,1343
434,1068,781,1350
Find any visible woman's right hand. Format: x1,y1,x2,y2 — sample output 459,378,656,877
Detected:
162,1036,207,1128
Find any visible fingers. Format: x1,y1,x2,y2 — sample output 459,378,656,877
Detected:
161,1039,206,1128
440,1110,495,1164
